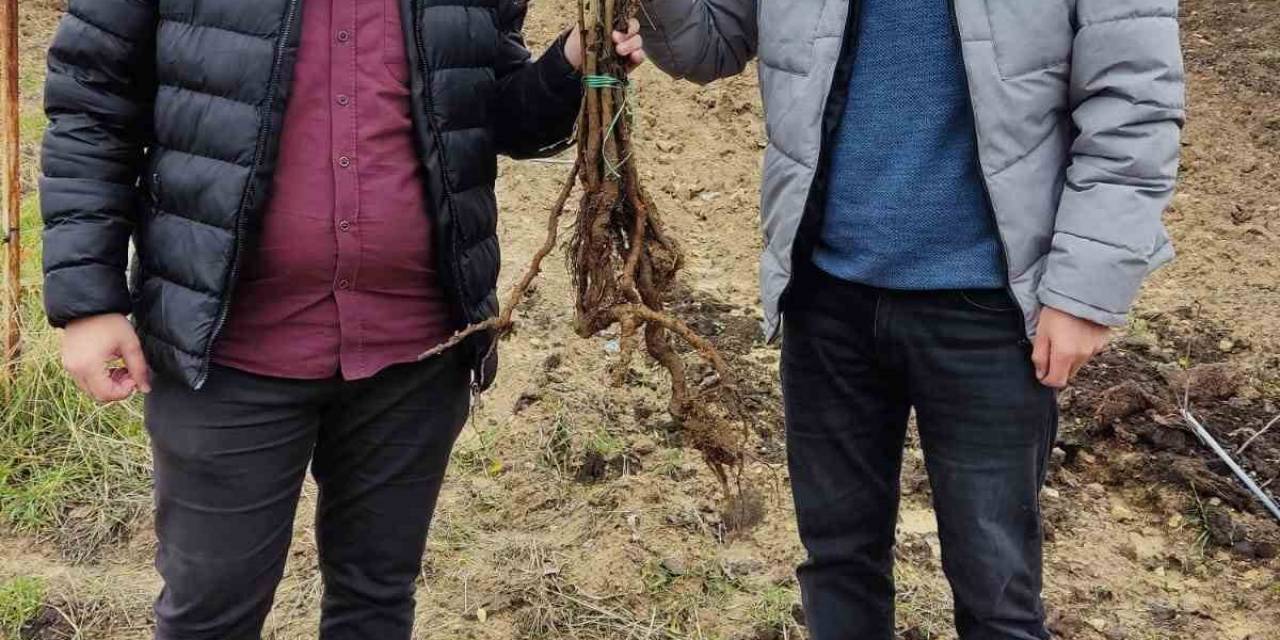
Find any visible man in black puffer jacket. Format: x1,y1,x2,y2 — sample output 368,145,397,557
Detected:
41,0,644,637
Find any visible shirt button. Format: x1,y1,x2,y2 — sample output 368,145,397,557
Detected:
339,220,352,232
336,30,351,43
336,94,350,106
337,279,351,290
337,156,352,168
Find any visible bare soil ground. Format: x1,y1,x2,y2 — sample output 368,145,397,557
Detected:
2,0,1278,639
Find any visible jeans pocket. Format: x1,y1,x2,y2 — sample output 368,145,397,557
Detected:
957,289,1018,314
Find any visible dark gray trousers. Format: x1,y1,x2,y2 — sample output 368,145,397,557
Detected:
144,351,471,640
782,267,1057,640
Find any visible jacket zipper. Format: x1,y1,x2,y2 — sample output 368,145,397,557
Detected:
409,0,461,305
775,0,863,333
410,0,488,390
948,0,1029,339
194,0,302,389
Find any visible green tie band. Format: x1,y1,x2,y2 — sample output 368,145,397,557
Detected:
584,74,626,89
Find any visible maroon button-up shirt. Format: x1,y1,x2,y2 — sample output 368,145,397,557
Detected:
212,0,452,380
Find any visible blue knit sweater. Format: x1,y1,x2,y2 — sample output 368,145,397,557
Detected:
813,0,1005,290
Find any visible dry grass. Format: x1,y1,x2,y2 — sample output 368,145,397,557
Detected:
0,302,150,560
1,0,151,564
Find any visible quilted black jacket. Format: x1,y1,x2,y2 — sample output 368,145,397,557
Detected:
41,0,582,389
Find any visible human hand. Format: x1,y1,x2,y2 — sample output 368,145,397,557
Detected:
564,18,647,73
62,313,151,403
1031,306,1111,389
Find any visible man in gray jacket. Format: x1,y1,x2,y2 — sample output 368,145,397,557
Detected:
639,1,1184,637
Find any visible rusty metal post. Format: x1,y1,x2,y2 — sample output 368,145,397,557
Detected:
1,0,20,382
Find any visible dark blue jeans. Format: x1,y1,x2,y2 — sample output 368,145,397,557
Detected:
145,351,472,640
781,267,1056,640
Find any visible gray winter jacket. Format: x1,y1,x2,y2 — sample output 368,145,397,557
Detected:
639,0,1186,339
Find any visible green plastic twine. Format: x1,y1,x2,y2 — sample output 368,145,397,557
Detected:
584,73,626,89
584,74,633,178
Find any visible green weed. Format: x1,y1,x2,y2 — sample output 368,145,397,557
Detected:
0,576,45,638
746,583,799,633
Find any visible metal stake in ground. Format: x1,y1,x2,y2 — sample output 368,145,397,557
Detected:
1,0,21,383
1182,409,1280,523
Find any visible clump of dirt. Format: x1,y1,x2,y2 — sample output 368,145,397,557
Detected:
1163,362,1246,402
720,485,766,533
18,605,75,640
1092,380,1165,427
573,448,640,484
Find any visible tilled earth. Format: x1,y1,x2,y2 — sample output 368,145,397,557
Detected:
3,0,1279,639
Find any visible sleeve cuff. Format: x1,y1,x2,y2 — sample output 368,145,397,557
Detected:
43,263,132,328
542,30,584,97
1037,287,1128,328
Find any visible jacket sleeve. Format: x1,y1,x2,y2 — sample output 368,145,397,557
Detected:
1038,0,1185,327
638,0,758,85
40,0,157,328
491,0,583,160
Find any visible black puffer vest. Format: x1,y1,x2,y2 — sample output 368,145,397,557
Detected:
41,0,581,389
